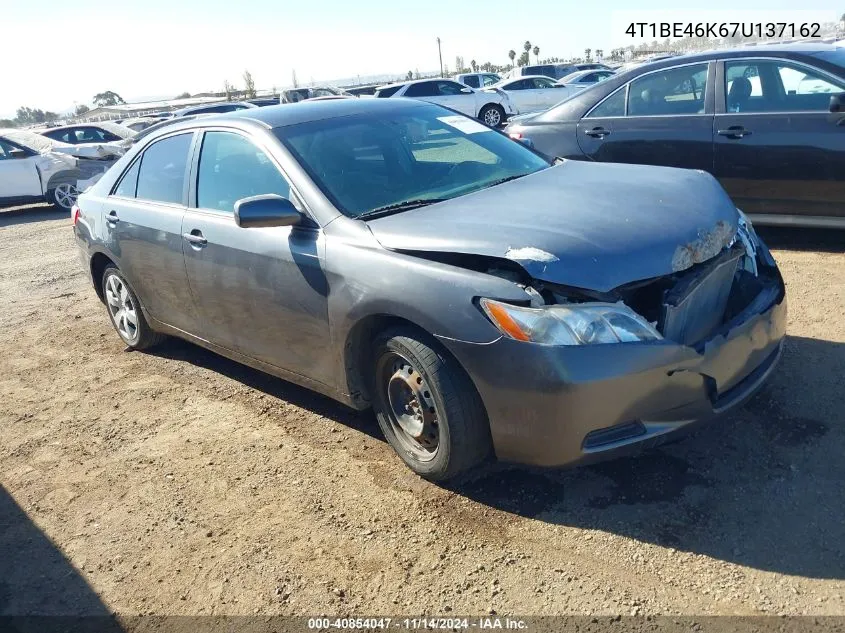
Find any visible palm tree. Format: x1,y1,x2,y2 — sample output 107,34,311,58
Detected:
532,45,539,64
471,59,477,72
584,48,592,62
595,49,603,61
524,41,532,57
508,49,516,68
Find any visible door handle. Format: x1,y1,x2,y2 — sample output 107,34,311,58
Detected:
182,231,207,247
717,126,752,139
585,127,611,138
106,210,119,223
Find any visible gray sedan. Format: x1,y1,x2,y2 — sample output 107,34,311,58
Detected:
73,99,786,481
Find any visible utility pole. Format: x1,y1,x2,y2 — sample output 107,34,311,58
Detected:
437,37,443,76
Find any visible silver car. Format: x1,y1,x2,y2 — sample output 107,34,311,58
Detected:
73,99,786,481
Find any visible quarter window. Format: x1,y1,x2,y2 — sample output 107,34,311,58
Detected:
627,63,709,116
114,159,141,198
135,133,192,205
725,60,845,113
196,131,290,213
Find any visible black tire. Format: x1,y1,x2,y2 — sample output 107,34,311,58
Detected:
100,264,166,350
371,326,492,481
478,104,505,127
47,183,79,210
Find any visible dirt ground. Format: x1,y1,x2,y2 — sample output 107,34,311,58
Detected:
1,205,844,619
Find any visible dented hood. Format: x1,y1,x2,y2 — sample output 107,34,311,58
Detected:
366,161,739,292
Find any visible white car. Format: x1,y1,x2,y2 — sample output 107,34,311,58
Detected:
490,75,567,114
374,78,516,126
0,130,81,210
41,122,136,149
553,69,616,100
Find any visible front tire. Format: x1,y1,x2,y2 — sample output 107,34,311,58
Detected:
371,327,491,481
48,183,79,210
101,264,165,350
479,104,505,127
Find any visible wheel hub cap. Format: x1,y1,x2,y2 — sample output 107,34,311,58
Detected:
386,364,438,448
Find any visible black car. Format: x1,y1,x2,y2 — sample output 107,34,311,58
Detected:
506,44,845,228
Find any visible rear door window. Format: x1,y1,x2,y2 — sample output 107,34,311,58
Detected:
405,82,439,97
134,133,193,205
627,63,709,116
463,76,480,88
725,59,845,113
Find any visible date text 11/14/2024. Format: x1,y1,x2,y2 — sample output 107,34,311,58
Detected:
307,617,529,630
625,22,821,39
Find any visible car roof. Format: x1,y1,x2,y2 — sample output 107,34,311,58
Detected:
649,43,841,65
378,77,456,90
502,74,556,81
140,98,433,139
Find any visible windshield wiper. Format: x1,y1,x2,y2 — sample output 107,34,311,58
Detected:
357,198,448,220
484,174,528,188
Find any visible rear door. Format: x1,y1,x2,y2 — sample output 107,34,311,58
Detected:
530,77,566,109
713,57,845,222
502,79,534,113
103,132,199,333
0,139,42,199
576,61,715,172
181,129,333,384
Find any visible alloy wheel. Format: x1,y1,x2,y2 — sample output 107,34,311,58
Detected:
54,183,79,210
105,274,139,344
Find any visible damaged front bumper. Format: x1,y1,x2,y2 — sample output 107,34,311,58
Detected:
437,274,786,468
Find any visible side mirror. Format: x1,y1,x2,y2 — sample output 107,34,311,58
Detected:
460,87,473,94
10,148,28,159
234,194,302,228
830,93,845,113
517,137,535,149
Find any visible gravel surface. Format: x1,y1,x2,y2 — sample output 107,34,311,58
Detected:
1,205,844,618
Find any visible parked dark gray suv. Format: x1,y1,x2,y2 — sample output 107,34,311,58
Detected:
73,99,786,481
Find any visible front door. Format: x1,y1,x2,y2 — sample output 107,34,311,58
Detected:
578,62,715,172
103,131,199,333
713,58,845,221
181,129,333,385
0,140,42,200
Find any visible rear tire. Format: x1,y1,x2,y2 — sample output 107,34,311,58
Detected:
479,104,505,127
48,183,79,210
371,327,491,481
101,264,165,350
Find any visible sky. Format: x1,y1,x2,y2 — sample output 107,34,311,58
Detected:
2,0,842,118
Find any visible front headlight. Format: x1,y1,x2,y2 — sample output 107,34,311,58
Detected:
734,208,759,275
479,298,662,346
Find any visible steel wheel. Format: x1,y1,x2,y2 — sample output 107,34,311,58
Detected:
377,351,440,462
53,183,79,210
482,106,502,127
105,273,139,344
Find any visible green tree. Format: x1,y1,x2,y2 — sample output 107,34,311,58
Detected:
470,59,477,72
595,49,604,60
0,119,16,128
508,49,516,68
524,40,532,56
92,91,125,107
14,107,47,125
584,48,592,61
174,92,191,99
243,70,257,99
406,70,414,80
223,80,234,101
74,104,90,116
532,45,539,64
518,51,530,66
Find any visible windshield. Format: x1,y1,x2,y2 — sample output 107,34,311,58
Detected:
277,105,549,218
0,129,57,152
97,121,137,138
